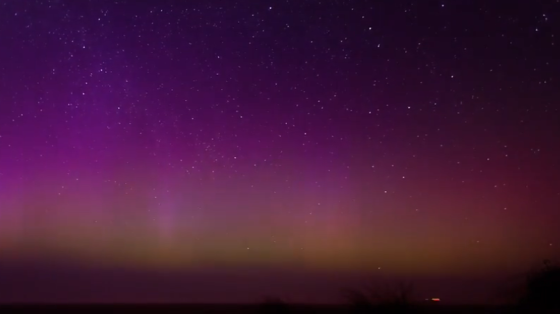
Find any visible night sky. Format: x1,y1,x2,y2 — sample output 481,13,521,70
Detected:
0,0,559,304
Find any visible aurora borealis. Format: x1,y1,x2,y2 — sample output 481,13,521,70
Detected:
0,0,559,304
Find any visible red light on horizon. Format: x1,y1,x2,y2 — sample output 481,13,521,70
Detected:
431,298,441,302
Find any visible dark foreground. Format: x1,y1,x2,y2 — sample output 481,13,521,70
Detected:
0,304,524,314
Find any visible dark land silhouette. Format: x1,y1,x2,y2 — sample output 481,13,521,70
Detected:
1,260,558,314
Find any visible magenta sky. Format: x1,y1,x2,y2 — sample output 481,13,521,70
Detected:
0,0,559,304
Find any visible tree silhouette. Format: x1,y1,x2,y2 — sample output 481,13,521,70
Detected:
518,259,560,312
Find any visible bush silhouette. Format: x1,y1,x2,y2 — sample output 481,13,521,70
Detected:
258,296,290,314
343,282,417,314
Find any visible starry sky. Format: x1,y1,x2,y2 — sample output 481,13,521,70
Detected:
0,0,559,304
